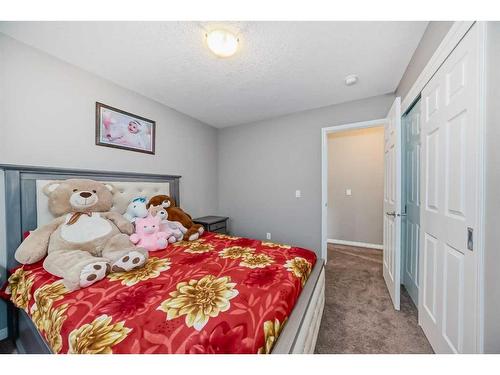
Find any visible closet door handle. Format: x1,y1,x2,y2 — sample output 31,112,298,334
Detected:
386,211,396,217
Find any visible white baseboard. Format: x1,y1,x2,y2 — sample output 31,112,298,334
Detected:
327,239,383,250
0,327,7,340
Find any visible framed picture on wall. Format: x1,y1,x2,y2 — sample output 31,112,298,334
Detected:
95,102,156,154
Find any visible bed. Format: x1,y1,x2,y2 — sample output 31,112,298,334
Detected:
0,164,325,354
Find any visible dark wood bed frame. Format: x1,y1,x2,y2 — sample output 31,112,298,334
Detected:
0,164,324,354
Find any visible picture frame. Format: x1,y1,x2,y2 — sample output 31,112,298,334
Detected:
95,102,156,155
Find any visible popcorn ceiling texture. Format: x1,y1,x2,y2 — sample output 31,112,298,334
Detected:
0,21,427,127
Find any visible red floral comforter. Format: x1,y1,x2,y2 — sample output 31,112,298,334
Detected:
3,232,316,354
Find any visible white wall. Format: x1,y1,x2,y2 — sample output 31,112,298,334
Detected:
217,94,394,255
327,127,384,245
0,33,218,218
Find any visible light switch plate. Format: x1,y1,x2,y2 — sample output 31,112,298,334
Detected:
346,188,352,196
295,190,301,198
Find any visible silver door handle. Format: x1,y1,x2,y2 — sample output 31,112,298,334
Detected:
386,211,406,217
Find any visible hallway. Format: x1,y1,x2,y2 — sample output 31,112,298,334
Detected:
315,244,433,353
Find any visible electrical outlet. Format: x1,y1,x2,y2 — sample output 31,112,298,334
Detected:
266,232,271,240
346,188,352,196
295,190,301,198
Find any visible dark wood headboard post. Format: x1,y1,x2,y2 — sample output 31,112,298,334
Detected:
3,169,22,342
0,163,181,341
4,169,23,271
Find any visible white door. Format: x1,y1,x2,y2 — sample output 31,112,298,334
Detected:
383,97,402,310
402,99,421,306
419,24,479,353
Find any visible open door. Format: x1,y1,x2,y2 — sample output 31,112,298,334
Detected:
383,97,402,310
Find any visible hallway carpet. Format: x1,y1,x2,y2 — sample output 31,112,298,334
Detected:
314,244,433,354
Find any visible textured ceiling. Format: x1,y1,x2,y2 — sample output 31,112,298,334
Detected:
0,21,427,127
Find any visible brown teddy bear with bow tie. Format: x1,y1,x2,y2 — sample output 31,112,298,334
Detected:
14,179,148,290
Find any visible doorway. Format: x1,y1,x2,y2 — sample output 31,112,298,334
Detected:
321,119,386,261
321,97,406,312
318,116,432,353
326,126,385,251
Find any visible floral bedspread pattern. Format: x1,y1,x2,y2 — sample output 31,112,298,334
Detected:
4,232,316,354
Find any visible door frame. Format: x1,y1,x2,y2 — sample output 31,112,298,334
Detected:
402,21,486,352
321,118,386,261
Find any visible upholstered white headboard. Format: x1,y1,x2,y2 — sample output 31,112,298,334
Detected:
2,164,181,270
35,180,170,225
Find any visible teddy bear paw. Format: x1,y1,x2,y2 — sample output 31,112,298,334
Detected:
79,262,110,288
111,251,146,272
188,232,200,241
198,226,205,235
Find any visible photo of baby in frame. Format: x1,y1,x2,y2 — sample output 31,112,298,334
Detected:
95,102,156,154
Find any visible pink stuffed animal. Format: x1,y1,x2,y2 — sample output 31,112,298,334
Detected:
130,215,172,252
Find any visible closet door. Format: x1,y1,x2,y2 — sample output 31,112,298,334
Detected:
419,24,479,353
402,99,421,306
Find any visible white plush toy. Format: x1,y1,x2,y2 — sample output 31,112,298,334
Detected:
124,197,149,222
148,205,187,243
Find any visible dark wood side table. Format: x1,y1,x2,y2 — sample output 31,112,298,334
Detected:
193,216,229,234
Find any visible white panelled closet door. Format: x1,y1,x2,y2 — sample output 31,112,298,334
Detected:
383,97,402,310
419,24,479,353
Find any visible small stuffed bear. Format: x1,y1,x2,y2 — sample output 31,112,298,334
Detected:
147,195,204,241
124,197,149,222
130,215,170,251
14,179,149,290
148,205,186,243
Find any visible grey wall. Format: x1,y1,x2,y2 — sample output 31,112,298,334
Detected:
217,94,394,255
396,21,453,100
327,127,384,245
483,21,500,354
216,21,451,257
0,34,218,218
0,34,219,339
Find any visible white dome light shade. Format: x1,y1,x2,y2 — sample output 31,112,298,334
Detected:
206,30,239,58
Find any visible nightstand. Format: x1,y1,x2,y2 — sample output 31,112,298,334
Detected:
193,216,229,234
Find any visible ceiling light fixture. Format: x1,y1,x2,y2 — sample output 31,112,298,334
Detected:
206,29,239,58
344,74,358,86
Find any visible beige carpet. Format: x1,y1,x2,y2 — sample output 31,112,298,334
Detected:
314,244,433,354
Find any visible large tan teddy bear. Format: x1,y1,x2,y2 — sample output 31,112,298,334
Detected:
15,179,149,290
